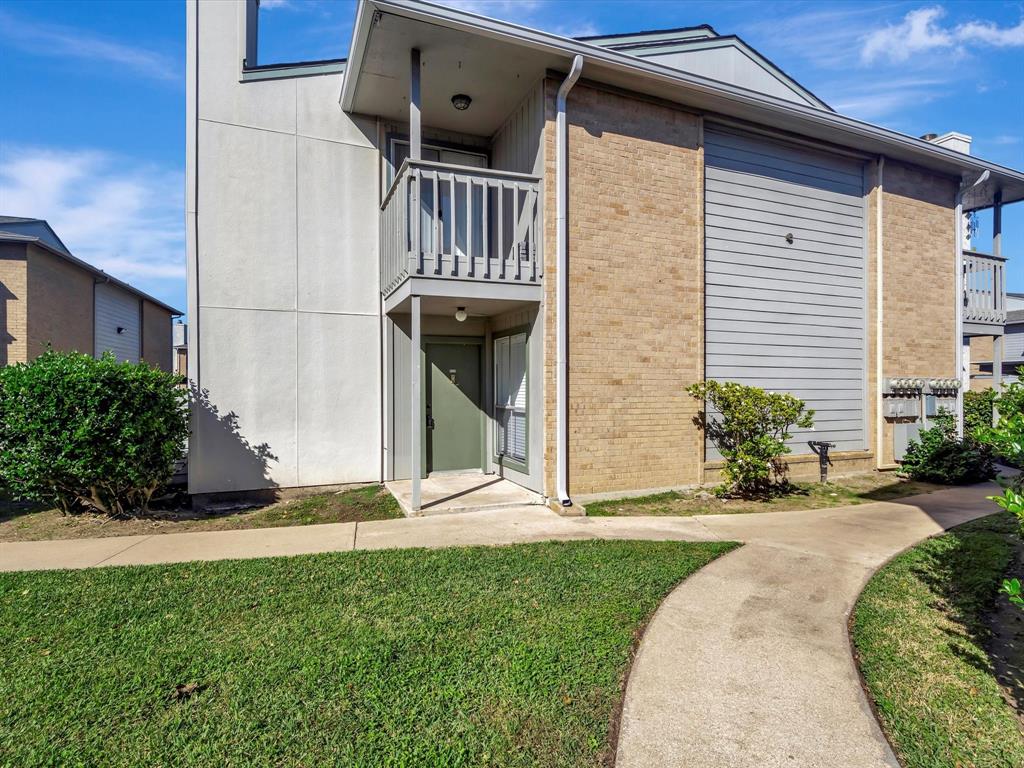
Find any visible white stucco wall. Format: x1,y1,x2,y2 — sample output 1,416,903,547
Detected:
187,0,381,493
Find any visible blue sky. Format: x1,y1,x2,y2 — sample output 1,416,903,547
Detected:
1,0,1022,315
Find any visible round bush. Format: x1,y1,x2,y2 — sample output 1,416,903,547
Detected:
0,350,189,515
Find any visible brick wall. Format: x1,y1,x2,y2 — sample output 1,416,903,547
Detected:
141,299,173,372
969,335,995,391
0,243,28,365
542,81,704,497
879,162,958,465
26,244,94,359
537,80,958,495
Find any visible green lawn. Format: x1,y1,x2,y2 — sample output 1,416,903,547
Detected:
585,473,944,517
851,513,1024,768
0,539,737,767
0,484,403,542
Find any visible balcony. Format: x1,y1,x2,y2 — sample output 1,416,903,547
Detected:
380,160,542,301
963,249,1007,333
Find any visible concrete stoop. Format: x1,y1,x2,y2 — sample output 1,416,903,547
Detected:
386,473,544,517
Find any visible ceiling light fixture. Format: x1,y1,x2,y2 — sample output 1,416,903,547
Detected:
455,307,468,322
451,94,472,111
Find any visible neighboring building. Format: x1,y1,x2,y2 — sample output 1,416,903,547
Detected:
971,293,1024,389
173,322,188,377
185,0,1023,508
0,217,182,370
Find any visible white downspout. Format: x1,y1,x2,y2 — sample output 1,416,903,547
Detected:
875,156,884,468
556,55,583,507
955,170,990,436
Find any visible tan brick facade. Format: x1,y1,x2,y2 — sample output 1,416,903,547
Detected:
879,162,958,465
542,81,704,497
537,80,959,496
142,299,173,372
26,244,94,359
969,335,995,391
0,243,28,365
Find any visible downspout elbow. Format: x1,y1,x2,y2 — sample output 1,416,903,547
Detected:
556,55,583,508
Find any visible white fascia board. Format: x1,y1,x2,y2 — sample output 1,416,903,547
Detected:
347,0,1024,205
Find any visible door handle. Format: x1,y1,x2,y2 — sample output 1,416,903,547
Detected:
427,415,435,429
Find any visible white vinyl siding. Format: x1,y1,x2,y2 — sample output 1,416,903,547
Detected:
494,332,527,462
704,126,867,455
94,282,141,363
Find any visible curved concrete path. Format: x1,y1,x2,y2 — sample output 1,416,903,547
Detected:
614,482,997,768
0,482,998,767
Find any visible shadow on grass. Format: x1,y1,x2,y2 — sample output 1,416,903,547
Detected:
909,514,1024,716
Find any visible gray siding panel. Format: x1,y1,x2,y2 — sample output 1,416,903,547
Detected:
94,283,141,363
704,125,867,457
1005,325,1024,361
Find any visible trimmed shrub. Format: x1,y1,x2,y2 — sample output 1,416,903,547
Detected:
0,350,188,516
899,413,995,485
687,380,814,498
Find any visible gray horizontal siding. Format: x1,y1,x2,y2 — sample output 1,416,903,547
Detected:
1005,325,1024,361
704,125,867,458
94,283,141,363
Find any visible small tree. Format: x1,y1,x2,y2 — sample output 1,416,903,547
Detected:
688,380,814,498
976,396,1024,609
0,350,189,516
963,388,996,434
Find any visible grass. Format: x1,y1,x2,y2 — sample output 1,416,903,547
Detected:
851,513,1024,768
0,538,737,767
0,484,403,542
584,473,946,517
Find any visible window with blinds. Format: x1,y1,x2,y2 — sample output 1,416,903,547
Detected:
494,332,527,463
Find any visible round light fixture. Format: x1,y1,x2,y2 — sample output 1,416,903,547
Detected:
455,307,468,322
451,94,472,111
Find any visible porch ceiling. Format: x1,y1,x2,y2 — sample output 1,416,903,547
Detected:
387,294,537,318
348,10,561,136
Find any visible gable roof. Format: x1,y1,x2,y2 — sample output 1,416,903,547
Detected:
0,216,73,256
0,217,183,315
578,28,831,111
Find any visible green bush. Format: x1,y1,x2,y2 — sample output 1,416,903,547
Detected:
899,413,995,485
964,388,996,434
0,350,188,516
687,380,814,498
993,366,1024,421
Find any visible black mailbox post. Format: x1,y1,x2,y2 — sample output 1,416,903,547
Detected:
807,441,836,483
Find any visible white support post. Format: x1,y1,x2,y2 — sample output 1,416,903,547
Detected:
993,189,1003,426
410,294,422,513
409,48,421,162
993,334,1004,425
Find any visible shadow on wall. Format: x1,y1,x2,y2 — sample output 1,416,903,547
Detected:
190,385,280,498
0,281,15,366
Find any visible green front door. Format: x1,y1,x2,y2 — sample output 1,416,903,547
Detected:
426,341,483,473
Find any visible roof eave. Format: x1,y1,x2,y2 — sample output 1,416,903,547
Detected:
0,234,184,316
345,0,1024,208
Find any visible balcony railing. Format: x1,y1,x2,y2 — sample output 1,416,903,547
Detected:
380,159,541,297
963,250,1007,326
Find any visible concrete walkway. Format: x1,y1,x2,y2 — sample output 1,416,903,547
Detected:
614,482,997,768
0,483,999,767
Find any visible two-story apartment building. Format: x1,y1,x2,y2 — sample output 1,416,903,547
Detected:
186,0,1022,511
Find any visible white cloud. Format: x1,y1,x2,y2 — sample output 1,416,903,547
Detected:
862,6,1024,64
0,10,178,83
992,135,1022,145
0,147,184,287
